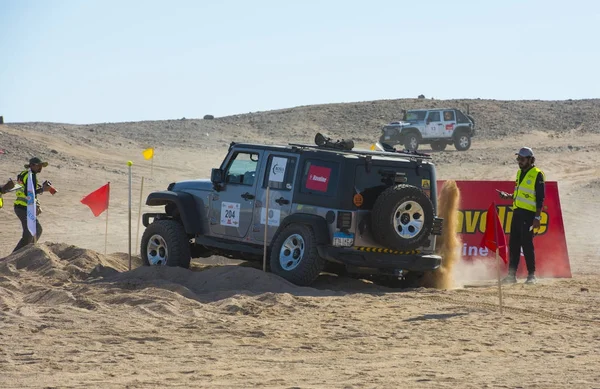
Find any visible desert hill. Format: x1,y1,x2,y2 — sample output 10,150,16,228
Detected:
1,97,600,387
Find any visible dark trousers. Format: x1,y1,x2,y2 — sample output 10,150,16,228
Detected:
13,205,43,253
508,208,535,276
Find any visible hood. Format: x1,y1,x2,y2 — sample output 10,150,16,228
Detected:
388,120,413,126
170,179,213,192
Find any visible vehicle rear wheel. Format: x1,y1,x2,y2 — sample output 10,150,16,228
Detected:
431,141,447,151
454,132,471,151
403,133,420,151
371,184,434,250
141,220,191,268
270,223,324,286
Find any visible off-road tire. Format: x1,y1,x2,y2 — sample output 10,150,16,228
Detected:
371,184,434,250
403,132,420,151
141,220,191,268
431,141,447,151
454,132,471,151
270,223,324,286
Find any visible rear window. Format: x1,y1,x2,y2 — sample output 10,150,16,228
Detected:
263,155,297,191
354,164,432,209
300,159,339,197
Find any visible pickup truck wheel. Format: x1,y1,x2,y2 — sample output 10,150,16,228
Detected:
141,220,191,268
403,133,420,151
431,141,447,151
270,224,324,286
454,132,471,151
371,184,434,250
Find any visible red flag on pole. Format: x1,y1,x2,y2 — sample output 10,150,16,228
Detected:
480,202,508,264
81,183,110,217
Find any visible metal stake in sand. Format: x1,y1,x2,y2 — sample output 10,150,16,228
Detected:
262,186,270,272
127,160,133,271
496,248,504,314
135,176,145,255
104,182,110,256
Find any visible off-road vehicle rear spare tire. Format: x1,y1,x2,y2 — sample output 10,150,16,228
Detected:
371,184,433,250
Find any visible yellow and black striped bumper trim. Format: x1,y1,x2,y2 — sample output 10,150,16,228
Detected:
353,247,420,255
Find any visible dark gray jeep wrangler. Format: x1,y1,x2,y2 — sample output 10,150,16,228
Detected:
141,134,444,286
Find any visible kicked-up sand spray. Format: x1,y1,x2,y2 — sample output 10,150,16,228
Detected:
422,179,462,289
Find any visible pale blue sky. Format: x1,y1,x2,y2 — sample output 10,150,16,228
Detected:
1,0,598,124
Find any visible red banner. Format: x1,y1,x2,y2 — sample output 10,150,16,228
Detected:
437,180,571,278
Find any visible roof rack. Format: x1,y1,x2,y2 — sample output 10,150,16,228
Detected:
288,143,432,160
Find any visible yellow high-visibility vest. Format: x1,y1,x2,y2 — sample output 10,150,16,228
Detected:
14,170,40,207
513,167,543,212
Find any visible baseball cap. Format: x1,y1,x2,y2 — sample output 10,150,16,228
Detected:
24,157,49,168
515,147,534,158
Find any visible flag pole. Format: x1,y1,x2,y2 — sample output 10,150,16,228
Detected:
135,176,145,255
262,187,270,272
127,161,133,271
28,168,38,244
496,247,504,314
105,207,109,256
105,181,111,255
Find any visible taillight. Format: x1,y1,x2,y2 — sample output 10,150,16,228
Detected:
337,211,352,230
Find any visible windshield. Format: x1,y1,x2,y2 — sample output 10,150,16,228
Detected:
405,111,427,121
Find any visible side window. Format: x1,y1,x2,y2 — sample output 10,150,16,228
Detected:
443,110,455,121
456,110,469,123
427,111,441,122
225,152,259,186
264,155,297,190
300,159,339,196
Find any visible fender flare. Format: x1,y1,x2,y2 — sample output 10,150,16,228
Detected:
453,126,472,138
145,191,204,234
400,128,422,140
274,213,331,245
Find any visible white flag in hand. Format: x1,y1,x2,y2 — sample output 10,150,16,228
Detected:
26,169,36,238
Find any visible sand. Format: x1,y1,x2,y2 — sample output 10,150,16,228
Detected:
1,100,599,388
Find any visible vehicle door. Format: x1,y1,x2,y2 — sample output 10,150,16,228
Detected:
252,152,298,243
424,111,442,138
442,110,457,139
209,150,262,239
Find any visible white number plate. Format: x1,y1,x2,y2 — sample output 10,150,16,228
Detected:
333,232,354,247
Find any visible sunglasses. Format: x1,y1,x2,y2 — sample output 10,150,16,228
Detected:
516,156,530,162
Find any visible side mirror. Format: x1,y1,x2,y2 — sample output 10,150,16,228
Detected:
211,168,224,184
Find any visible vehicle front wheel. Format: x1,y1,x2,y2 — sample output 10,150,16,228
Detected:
403,133,420,151
141,220,191,268
270,224,324,286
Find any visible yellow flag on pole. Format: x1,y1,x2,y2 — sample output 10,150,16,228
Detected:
142,147,154,160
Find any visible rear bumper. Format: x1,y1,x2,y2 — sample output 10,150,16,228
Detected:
318,246,442,271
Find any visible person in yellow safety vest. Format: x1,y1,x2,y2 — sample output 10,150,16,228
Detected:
12,157,52,253
1,179,15,209
498,147,545,284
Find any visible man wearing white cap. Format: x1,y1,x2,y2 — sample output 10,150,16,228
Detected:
498,147,545,284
